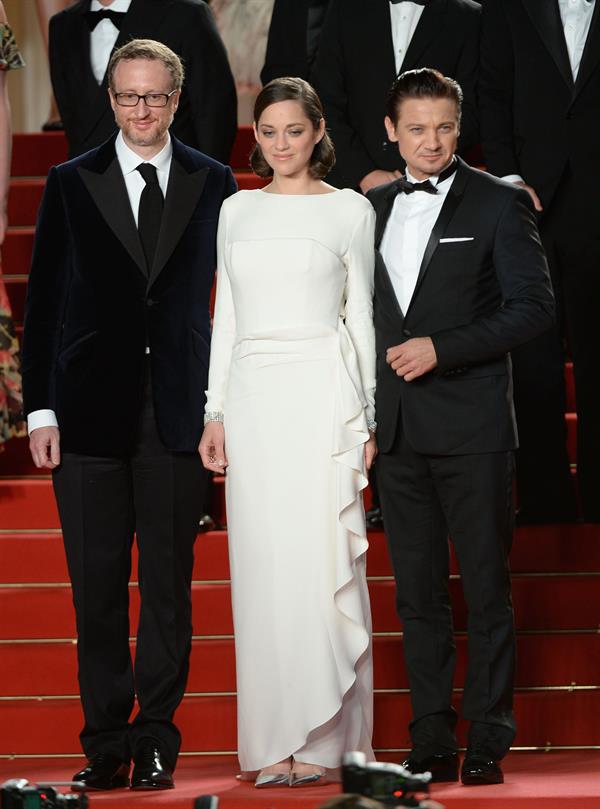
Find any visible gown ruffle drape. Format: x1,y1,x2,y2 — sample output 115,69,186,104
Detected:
205,188,376,772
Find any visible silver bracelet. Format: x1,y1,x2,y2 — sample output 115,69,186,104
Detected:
367,419,377,433
204,411,224,426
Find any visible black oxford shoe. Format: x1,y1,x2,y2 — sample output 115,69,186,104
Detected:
402,751,459,783
71,753,130,791
461,753,504,785
131,743,174,790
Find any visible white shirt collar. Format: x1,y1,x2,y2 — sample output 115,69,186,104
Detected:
115,130,173,177
90,0,132,11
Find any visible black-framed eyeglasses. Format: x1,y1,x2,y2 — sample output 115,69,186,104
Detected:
113,90,178,108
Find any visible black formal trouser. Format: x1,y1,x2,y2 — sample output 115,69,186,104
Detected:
512,166,600,521
53,365,207,769
377,431,516,760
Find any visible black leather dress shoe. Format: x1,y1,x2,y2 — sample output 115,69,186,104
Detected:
131,743,174,790
71,753,130,791
402,752,459,783
461,753,504,785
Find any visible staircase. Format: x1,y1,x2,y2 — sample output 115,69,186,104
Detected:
1,130,599,771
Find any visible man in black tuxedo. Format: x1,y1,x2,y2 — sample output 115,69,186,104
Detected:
22,40,236,790
312,0,480,192
368,69,554,785
49,0,237,162
479,0,599,523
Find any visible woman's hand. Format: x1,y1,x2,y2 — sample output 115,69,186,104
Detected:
365,431,378,471
198,421,228,474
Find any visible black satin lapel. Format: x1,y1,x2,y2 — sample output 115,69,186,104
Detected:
523,0,574,90
148,161,209,286
375,186,398,248
377,0,399,79
400,0,446,72
404,167,467,319
574,0,600,97
113,0,167,51
78,159,147,277
375,249,405,320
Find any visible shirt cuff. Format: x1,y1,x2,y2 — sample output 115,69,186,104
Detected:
502,174,525,185
28,409,59,434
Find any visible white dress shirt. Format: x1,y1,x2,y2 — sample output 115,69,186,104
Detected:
380,165,456,315
89,0,132,84
389,1,425,74
504,0,595,184
27,132,173,434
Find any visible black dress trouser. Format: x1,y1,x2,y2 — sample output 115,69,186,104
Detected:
377,430,517,760
53,363,207,768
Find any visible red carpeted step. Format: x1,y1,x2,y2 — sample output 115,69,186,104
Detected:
2,632,597,697
0,437,40,476
2,228,34,277
566,411,576,463
11,133,69,177
2,575,599,640
3,524,600,587
2,276,27,325
565,361,575,413
1,689,599,755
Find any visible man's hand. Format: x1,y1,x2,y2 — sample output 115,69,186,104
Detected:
515,180,543,212
386,337,438,382
359,168,402,195
365,432,378,471
198,421,228,474
29,426,61,469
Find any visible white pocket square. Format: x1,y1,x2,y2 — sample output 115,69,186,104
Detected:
439,237,475,243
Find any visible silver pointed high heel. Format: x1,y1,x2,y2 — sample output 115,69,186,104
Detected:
289,768,327,787
254,771,291,788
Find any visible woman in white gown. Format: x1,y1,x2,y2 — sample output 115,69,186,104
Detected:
199,77,377,787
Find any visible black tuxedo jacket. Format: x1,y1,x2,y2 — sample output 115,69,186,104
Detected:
479,0,600,209
49,0,237,161
22,136,236,456
312,0,481,189
260,0,330,84
368,158,555,455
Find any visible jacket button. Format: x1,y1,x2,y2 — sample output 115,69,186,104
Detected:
146,298,155,307
403,328,412,337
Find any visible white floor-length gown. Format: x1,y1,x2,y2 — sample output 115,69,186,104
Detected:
205,188,376,773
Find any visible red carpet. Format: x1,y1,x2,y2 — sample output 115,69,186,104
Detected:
1,130,599,808
0,753,599,808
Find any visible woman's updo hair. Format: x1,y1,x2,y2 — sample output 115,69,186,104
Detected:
250,76,335,179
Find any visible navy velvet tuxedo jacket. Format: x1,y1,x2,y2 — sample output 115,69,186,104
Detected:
22,135,236,456
368,158,555,456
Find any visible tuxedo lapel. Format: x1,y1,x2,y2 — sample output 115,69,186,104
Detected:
78,141,147,278
149,142,209,287
400,0,446,72
371,0,398,82
373,183,405,319
573,0,600,98
523,0,574,91
404,159,467,320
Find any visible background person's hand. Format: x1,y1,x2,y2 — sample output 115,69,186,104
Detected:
515,180,543,212
29,426,60,469
199,421,228,474
359,168,402,194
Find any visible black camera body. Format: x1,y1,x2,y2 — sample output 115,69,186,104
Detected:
1,780,88,809
341,752,431,807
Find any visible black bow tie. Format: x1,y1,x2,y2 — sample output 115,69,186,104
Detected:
85,9,126,31
390,0,430,5
396,160,457,195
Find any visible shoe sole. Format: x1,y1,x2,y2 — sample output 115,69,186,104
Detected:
71,780,130,792
461,775,504,786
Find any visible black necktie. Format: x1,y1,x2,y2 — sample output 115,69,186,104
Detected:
396,160,457,195
389,0,430,5
136,163,164,270
85,9,126,31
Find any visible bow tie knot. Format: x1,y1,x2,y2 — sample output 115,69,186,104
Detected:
396,176,437,195
85,9,126,31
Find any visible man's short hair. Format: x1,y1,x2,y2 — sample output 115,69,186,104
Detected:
108,39,184,91
386,67,463,125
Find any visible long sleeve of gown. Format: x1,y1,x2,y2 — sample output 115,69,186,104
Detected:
205,201,236,416
343,206,376,425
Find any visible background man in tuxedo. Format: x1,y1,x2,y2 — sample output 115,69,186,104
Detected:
368,69,554,785
260,0,331,84
479,0,599,523
49,0,237,162
312,0,480,192
22,39,236,791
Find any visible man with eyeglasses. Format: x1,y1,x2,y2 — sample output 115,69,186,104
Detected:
49,0,237,161
22,39,236,791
